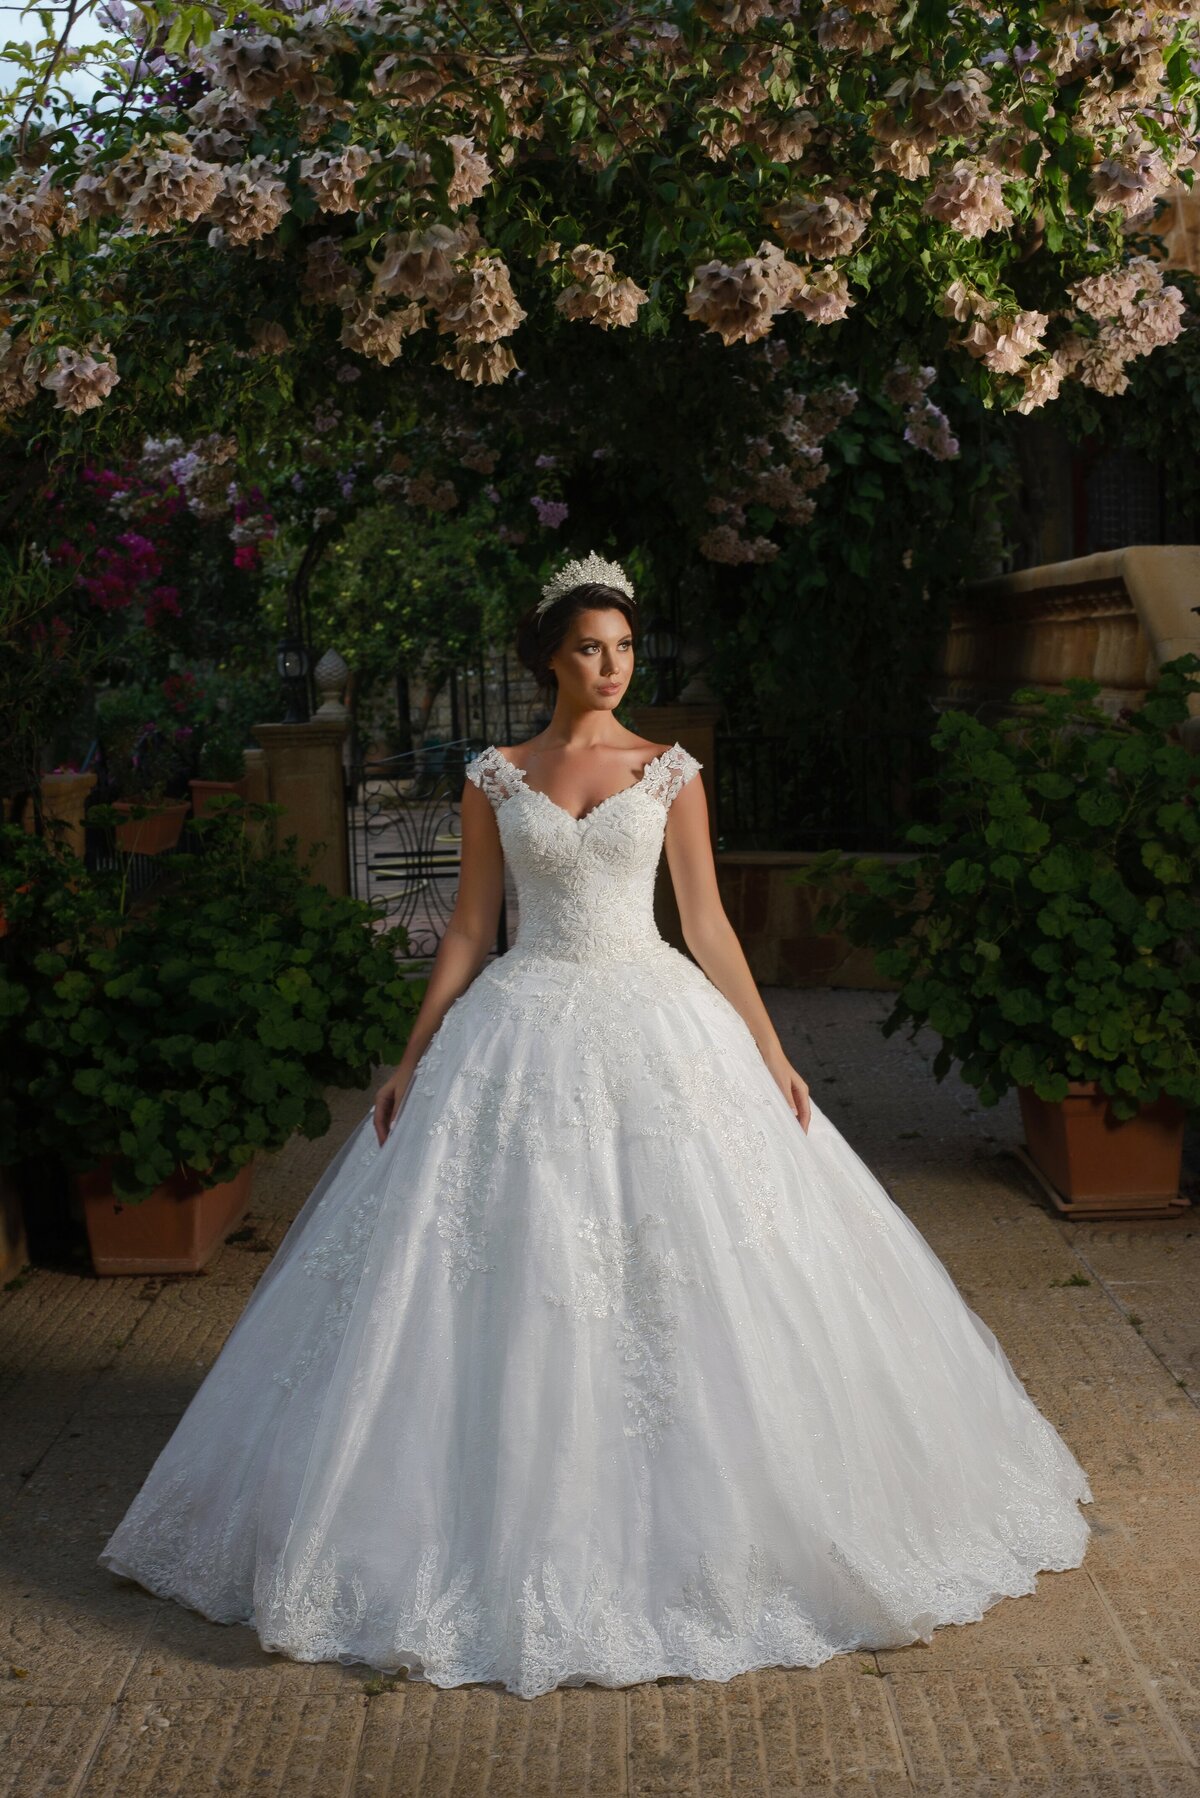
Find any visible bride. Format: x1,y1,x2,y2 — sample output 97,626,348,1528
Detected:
98,550,1093,1700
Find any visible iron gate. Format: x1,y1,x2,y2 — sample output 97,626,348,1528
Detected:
347,736,508,962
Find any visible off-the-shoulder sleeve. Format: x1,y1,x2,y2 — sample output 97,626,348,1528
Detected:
464,745,522,811
644,743,702,811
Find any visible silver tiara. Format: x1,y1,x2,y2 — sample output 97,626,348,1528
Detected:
535,551,636,618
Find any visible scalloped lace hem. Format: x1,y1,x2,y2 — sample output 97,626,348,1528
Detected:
99,1520,1092,1700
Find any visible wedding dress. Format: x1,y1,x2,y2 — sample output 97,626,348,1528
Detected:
97,740,1093,1699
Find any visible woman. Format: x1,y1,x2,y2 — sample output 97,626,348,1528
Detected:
99,550,1092,1699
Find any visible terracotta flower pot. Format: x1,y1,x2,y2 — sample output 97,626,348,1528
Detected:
76,1156,256,1275
111,799,190,855
189,776,248,820
1017,1080,1191,1220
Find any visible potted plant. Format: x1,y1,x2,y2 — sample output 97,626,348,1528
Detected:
94,686,192,854
2,802,423,1273
791,656,1200,1219
189,720,249,818
188,665,273,818
0,824,120,1275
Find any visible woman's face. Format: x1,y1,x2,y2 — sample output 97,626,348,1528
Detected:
548,608,635,709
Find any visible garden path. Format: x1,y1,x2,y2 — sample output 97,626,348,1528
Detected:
2,989,1198,1797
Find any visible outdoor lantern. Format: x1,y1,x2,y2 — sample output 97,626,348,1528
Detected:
641,613,680,706
276,635,311,724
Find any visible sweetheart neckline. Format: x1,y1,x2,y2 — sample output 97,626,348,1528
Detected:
489,742,682,827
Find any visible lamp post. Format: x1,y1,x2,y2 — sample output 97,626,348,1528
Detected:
641,613,680,706
276,635,311,724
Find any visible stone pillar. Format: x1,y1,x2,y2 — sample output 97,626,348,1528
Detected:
629,700,724,955
237,746,271,850
251,720,350,895
947,546,1200,754
35,771,96,859
242,746,269,805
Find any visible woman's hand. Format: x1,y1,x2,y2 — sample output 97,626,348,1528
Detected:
373,1065,414,1146
760,1044,812,1133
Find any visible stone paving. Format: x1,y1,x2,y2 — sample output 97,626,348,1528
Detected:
2,987,1198,1797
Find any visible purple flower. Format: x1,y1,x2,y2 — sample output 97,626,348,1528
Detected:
534,453,558,469
531,497,569,529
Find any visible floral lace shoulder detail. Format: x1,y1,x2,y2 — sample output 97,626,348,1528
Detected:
643,742,702,810
464,744,523,811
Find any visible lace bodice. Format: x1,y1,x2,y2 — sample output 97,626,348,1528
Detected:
465,741,702,964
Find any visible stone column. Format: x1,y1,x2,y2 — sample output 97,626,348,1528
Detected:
251,720,350,896
237,746,271,849
36,771,96,859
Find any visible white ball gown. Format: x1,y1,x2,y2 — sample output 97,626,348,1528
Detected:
97,740,1093,1700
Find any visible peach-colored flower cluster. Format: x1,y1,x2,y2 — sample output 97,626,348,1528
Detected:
372,221,474,303
699,374,858,560
299,144,375,213
122,150,224,232
696,523,780,563
207,158,290,247
686,240,811,345
201,29,334,112
554,245,649,331
39,343,120,414
339,297,424,365
3,0,1198,421
405,469,459,510
774,191,871,259
186,88,256,162
922,160,1015,238
699,0,781,32
0,329,37,415
939,278,1052,400
435,256,527,345
940,251,1187,405
816,2,897,56
870,64,993,177
1013,358,1064,415
960,304,1049,375
302,234,357,304
697,46,777,156
445,134,492,206
0,174,67,266
1088,141,1175,221
901,391,959,460
1057,255,1187,395
458,443,498,474
882,358,957,454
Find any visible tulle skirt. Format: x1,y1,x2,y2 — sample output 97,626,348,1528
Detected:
98,943,1093,1699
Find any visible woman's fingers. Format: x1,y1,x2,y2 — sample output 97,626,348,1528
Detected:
793,1075,812,1134
373,1086,394,1146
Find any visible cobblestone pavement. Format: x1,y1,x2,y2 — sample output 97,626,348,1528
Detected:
2,988,1198,1797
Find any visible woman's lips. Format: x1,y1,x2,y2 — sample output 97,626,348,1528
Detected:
598,684,621,693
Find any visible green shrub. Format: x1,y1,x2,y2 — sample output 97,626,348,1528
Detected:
2,801,422,1197
791,655,1200,1119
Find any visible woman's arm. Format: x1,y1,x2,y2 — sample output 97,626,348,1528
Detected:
663,771,812,1132
372,778,505,1144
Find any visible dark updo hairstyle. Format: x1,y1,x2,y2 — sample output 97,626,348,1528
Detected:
515,581,639,695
